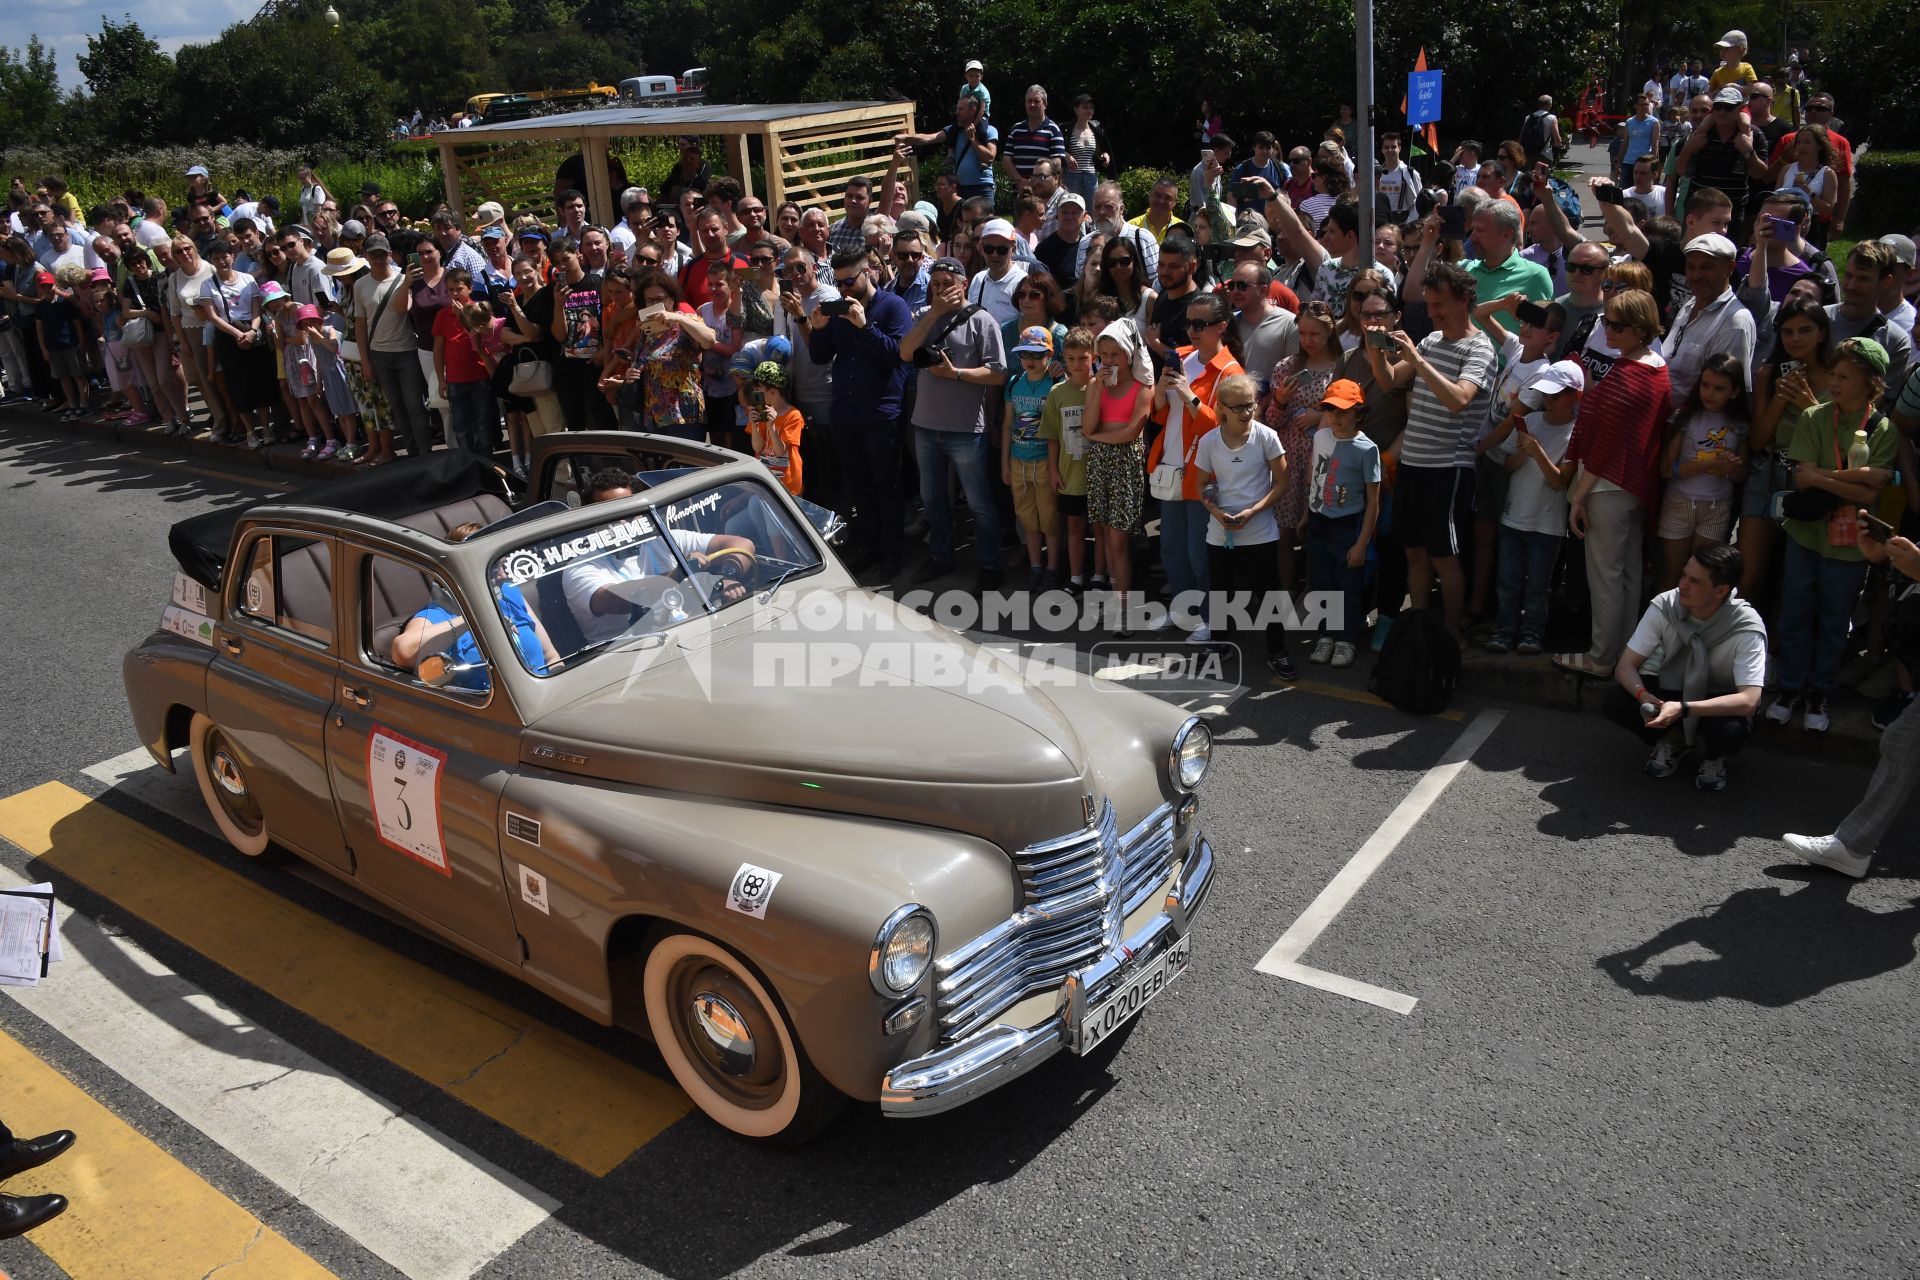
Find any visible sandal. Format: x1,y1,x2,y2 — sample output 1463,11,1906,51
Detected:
1552,652,1608,676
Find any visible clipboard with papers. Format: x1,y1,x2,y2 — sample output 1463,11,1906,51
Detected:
0,884,65,987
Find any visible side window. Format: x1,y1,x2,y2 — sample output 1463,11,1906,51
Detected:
360,553,489,695
543,452,645,508
233,535,333,645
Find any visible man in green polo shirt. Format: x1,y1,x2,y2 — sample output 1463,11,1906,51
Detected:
1465,201,1553,336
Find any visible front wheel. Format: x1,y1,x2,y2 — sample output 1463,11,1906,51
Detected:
643,931,845,1144
187,712,274,858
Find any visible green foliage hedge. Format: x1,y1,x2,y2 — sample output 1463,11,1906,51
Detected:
3,144,446,219
1848,152,1920,239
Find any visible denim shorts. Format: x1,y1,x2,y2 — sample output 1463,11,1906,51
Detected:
1739,450,1790,519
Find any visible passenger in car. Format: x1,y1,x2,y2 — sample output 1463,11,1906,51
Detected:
391,522,558,687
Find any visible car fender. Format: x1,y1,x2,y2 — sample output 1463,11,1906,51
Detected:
498,768,1021,1101
123,632,215,771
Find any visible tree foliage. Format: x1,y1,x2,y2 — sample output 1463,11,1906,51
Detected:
0,37,65,147
78,17,179,147
1819,0,1920,146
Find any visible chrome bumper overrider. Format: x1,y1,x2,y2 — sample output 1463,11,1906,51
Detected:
879,834,1215,1117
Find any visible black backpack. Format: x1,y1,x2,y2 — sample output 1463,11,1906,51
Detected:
1368,609,1460,715
1520,110,1552,161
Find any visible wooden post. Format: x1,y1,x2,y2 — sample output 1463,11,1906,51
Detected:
438,136,466,220
580,135,615,228
762,126,786,211
729,131,753,200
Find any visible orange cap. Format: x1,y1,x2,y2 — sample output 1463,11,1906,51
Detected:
1318,378,1366,411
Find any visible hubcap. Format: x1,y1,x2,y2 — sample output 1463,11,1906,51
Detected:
211,751,248,798
203,730,263,836
689,992,756,1076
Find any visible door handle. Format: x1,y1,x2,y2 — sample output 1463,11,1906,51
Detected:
341,686,372,708
219,635,243,654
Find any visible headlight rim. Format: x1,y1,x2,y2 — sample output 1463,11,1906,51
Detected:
869,903,937,997
1170,715,1212,791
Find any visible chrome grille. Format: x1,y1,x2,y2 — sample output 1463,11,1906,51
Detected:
935,800,1180,1040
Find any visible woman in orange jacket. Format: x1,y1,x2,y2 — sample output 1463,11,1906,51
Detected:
1147,291,1244,638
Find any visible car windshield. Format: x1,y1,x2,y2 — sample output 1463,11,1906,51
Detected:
490,479,822,675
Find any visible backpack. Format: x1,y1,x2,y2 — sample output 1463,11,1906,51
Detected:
1368,609,1460,714
1520,109,1553,160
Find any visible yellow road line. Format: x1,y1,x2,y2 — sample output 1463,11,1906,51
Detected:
0,782,688,1175
0,1028,335,1279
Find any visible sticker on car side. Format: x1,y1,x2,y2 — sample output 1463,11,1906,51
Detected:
367,728,450,876
726,864,782,919
505,812,541,846
517,865,550,914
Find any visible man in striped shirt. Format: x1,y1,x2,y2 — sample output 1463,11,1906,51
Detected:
826,177,874,255
1380,262,1498,637
1000,86,1067,194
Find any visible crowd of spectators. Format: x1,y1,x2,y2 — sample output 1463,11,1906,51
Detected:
5,37,1920,842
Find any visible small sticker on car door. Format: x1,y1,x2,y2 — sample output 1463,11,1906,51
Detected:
726,864,782,919
505,812,541,845
518,865,550,915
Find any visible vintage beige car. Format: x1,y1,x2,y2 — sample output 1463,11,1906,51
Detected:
126,436,1216,1142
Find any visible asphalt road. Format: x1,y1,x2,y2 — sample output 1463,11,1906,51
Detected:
0,421,1915,1279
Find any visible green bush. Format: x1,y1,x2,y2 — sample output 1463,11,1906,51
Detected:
1848,151,1920,240
1117,166,1177,217
0,143,445,219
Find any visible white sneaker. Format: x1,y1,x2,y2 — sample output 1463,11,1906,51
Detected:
1308,637,1335,664
1188,624,1212,644
1803,696,1831,733
1764,694,1798,725
1147,610,1178,632
1784,832,1870,879
1644,739,1681,778
1330,641,1357,668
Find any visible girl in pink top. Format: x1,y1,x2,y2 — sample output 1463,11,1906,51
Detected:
1082,319,1152,634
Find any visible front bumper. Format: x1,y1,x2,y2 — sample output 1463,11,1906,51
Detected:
879,834,1214,1117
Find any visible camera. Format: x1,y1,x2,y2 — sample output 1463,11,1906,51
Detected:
910,342,948,369
1415,186,1448,219
1200,242,1233,265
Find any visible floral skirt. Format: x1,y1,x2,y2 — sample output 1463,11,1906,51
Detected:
1086,438,1144,531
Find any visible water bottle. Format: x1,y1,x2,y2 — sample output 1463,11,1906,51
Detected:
1639,701,1660,722
1848,429,1871,469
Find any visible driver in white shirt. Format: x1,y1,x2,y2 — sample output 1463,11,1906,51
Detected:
561,468,755,643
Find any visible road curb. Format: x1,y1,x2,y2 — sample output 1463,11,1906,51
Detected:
3,402,355,482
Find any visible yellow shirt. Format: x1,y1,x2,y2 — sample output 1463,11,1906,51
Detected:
1708,63,1755,95
1127,211,1190,245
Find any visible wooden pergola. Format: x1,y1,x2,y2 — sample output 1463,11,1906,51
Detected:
432,101,919,228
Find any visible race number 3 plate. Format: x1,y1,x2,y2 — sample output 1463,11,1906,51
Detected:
367,728,450,876
1070,934,1192,1054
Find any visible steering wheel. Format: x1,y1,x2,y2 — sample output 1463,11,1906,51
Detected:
703,546,757,585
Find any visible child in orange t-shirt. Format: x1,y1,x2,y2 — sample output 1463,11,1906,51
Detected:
747,359,804,494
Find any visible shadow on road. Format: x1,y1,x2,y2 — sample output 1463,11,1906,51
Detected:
0,424,267,504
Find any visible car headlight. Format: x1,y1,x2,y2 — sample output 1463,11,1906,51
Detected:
870,905,936,996
1170,716,1212,791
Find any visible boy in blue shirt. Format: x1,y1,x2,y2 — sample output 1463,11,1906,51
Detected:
1003,325,1061,588
1301,378,1382,667
35,268,90,419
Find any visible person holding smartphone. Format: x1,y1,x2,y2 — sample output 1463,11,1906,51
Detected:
1784,509,1920,874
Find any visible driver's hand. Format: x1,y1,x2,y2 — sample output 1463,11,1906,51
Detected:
719,580,749,605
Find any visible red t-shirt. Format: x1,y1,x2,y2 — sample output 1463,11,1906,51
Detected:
432,306,488,383
681,252,747,311
1773,127,1853,177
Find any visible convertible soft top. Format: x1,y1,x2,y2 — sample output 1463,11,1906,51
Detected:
168,451,515,589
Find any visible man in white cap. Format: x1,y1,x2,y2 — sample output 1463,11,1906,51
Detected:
966,218,1027,325
1708,31,1756,96
959,60,991,120
1874,234,1916,335
1664,232,1754,402
1676,85,1769,228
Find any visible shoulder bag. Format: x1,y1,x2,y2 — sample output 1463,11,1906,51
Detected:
508,345,554,395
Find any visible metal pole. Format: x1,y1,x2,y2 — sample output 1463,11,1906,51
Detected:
1356,0,1375,264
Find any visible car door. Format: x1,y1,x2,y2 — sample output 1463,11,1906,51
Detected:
205,529,352,873
322,541,522,965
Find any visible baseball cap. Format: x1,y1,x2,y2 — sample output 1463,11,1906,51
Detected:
1683,232,1737,259
33,270,54,287
1229,223,1272,250
1712,85,1746,107
751,359,789,388
481,225,507,241
282,223,315,244
978,218,1015,242
1012,325,1055,356
1519,359,1587,408
184,164,210,178
473,201,506,228
964,59,984,72
1318,379,1366,411
87,267,111,283
1057,192,1088,211
929,255,966,275
362,233,392,254
1877,234,1917,268
1715,29,1747,48
339,219,367,239
516,226,548,242
1765,187,1811,212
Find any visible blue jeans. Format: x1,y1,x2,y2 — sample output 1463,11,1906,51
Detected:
1776,537,1871,693
1495,526,1563,645
1305,512,1368,640
1159,499,1210,618
1065,169,1098,201
446,380,495,456
914,426,1000,570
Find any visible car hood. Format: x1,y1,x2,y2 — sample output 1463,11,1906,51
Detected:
521,589,1097,842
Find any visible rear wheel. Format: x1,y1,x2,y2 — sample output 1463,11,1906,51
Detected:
187,713,273,858
642,931,844,1144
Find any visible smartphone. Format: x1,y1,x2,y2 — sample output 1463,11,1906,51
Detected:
1594,183,1625,206
1439,206,1467,239
778,278,798,295
1234,180,1260,200
1863,512,1897,543
750,388,766,411
1515,300,1552,328
819,298,854,317
1365,329,1396,351
1200,150,1213,168
1765,214,1797,241
407,252,421,268
636,302,667,323
1779,358,1803,378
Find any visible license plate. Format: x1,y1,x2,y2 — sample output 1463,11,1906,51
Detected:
1070,935,1192,1054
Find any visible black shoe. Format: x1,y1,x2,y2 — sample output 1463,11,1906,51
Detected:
910,558,950,585
1267,653,1299,681
0,1129,74,1182
0,1192,68,1239
1063,578,1085,597
975,567,1005,593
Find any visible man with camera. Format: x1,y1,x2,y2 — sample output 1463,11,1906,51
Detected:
774,245,840,501
809,246,912,575
900,256,1007,590
898,96,1000,202
1265,191,1398,316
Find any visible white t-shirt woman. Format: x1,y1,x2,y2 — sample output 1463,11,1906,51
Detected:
1193,420,1286,545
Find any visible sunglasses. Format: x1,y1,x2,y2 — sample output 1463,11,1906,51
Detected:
1601,317,1637,333
1350,289,1377,301
784,263,811,274
981,244,1011,256
1108,256,1134,266
749,256,776,266
1223,280,1253,291
895,249,925,261
832,273,865,286
378,208,399,217
1568,261,1605,274
1187,317,1224,329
